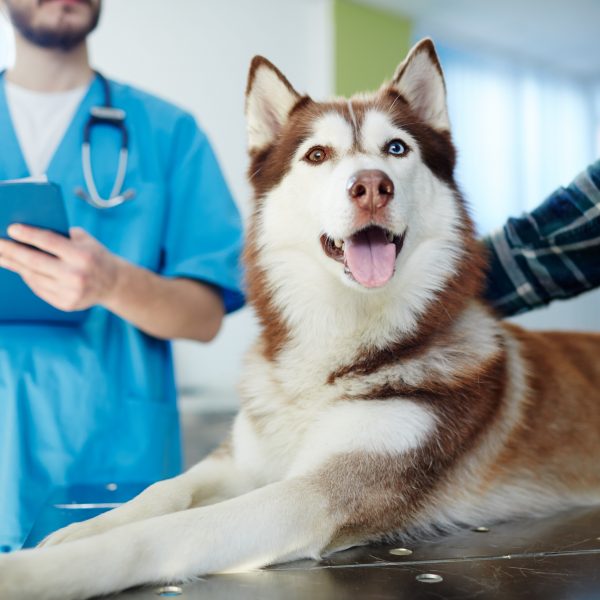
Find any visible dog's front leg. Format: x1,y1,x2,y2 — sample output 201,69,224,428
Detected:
0,476,338,600
40,447,252,548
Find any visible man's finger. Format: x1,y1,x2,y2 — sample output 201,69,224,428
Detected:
0,238,66,279
69,227,93,241
0,251,88,296
0,253,56,283
2,257,86,312
7,224,82,264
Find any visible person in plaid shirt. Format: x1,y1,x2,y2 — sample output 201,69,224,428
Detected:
483,159,600,317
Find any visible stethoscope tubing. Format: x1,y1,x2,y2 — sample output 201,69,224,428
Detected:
76,71,134,209
0,69,134,209
0,69,134,208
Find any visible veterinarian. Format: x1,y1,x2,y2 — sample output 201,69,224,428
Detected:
484,159,600,315
0,0,244,551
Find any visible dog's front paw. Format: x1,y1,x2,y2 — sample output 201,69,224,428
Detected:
39,519,105,548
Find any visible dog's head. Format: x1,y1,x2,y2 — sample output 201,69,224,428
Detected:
244,39,485,349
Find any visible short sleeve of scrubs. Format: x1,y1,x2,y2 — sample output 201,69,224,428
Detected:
161,114,244,313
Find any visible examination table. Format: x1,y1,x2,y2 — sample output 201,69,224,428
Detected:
25,481,600,599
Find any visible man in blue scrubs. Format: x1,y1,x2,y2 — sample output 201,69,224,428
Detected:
0,0,244,551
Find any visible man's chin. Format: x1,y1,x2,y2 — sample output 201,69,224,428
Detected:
6,0,100,51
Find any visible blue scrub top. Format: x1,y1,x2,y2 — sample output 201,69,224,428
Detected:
0,74,245,551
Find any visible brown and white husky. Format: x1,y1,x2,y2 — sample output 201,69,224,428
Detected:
1,39,600,600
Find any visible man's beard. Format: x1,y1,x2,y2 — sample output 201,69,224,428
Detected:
6,1,101,52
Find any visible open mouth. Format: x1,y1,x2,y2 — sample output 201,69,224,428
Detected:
320,225,405,288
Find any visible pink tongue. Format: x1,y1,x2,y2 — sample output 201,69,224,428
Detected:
344,228,396,288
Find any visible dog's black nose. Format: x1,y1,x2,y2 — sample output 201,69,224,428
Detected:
347,170,394,212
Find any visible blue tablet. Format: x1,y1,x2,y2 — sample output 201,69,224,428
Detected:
0,182,88,324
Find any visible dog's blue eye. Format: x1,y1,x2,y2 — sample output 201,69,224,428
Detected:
387,140,407,156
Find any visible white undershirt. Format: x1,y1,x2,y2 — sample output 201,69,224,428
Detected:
5,81,88,177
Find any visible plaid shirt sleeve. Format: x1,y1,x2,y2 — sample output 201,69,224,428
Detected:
482,159,600,317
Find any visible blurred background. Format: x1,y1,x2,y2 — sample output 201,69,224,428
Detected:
1,0,599,463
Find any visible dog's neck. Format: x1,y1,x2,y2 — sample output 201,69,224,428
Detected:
245,222,487,378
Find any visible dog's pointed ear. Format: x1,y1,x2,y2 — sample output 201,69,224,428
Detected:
245,56,302,152
390,38,449,131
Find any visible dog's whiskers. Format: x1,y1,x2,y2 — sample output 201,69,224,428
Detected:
249,167,263,181
388,94,402,113
347,100,359,138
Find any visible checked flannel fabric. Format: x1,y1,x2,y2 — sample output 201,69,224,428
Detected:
483,159,600,317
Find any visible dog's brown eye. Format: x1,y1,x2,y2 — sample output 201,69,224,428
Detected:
305,146,328,163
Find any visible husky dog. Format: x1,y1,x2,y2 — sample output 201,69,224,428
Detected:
1,38,600,600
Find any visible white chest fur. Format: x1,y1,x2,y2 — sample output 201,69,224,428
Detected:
233,392,436,486
234,302,502,486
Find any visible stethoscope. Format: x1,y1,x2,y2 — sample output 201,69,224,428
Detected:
74,71,135,209
0,69,134,209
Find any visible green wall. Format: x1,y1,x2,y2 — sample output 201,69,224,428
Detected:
334,0,412,96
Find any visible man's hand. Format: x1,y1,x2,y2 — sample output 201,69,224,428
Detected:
0,224,121,312
0,223,224,341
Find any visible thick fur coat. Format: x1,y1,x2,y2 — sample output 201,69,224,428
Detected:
1,38,600,600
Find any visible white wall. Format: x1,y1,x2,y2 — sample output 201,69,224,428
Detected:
0,15,14,68
511,291,600,332
90,0,333,410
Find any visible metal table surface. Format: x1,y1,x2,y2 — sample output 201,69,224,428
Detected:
24,483,600,599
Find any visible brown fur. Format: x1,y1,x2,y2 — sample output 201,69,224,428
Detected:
321,324,600,545
242,217,290,362
484,326,600,491
319,330,507,543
